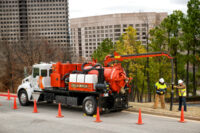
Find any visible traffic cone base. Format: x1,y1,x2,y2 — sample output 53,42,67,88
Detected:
95,119,102,122
136,108,143,125
13,97,18,109
56,103,64,118
33,100,38,113
136,122,144,125
56,115,64,118
94,106,102,123
33,111,39,113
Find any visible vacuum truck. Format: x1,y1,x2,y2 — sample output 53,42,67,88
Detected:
17,52,173,115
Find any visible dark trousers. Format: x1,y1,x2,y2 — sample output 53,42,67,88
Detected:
178,96,187,111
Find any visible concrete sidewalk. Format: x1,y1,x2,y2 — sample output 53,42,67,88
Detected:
128,102,200,121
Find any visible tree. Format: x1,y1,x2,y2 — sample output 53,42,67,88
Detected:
187,0,200,96
92,38,114,64
149,26,172,98
0,36,71,93
0,41,15,92
138,13,151,102
180,14,193,96
115,26,146,102
161,11,184,97
149,11,185,97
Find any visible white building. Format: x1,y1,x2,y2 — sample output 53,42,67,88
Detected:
70,12,167,60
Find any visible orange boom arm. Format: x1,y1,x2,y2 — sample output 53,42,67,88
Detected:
104,51,173,66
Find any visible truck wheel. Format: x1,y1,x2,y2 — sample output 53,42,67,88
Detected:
83,96,97,116
18,90,29,106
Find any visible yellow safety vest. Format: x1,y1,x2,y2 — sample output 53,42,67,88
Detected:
155,82,167,94
178,85,186,97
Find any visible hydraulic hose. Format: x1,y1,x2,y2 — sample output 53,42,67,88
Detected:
81,62,103,73
61,70,82,80
81,62,104,83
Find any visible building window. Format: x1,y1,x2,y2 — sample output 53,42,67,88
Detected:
123,24,127,27
114,29,120,32
136,24,140,27
114,25,120,28
129,24,134,27
142,23,147,27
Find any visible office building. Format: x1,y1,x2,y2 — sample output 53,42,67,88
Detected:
0,0,70,47
70,12,167,60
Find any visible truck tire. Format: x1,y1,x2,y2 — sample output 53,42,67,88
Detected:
18,90,29,106
83,96,97,116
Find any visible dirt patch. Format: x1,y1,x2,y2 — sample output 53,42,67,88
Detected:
128,102,200,121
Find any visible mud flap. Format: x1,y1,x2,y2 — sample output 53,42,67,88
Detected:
32,92,41,102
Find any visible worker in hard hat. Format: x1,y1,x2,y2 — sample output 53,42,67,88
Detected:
153,78,167,109
174,79,187,112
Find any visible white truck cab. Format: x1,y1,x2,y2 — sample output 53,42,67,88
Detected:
17,63,52,105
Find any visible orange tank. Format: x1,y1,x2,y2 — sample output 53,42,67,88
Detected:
88,63,127,93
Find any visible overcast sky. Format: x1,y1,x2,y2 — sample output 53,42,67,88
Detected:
69,0,189,18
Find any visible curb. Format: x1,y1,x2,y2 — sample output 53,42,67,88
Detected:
126,108,200,121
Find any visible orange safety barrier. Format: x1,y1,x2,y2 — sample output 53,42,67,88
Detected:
0,93,17,98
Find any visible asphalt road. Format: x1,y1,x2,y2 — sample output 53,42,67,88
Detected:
0,97,200,133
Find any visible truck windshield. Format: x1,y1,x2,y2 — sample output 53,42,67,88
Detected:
33,68,39,78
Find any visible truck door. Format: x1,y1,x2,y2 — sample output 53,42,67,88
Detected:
31,67,41,91
40,69,51,88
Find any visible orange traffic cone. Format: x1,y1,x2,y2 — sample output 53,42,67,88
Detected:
7,90,10,100
56,103,64,118
137,108,143,125
13,97,18,110
33,100,38,113
94,106,102,123
179,107,185,123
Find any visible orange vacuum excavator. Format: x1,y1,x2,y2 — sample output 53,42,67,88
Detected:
17,51,173,115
